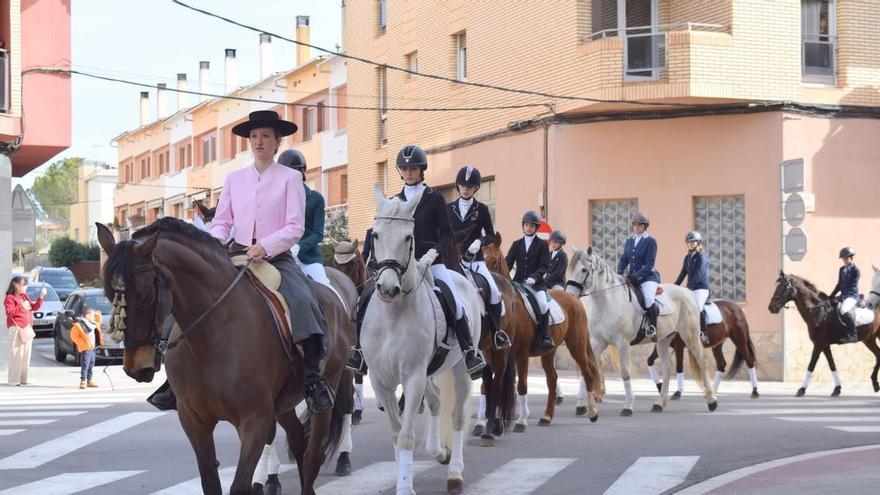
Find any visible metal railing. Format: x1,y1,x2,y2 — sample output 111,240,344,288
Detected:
802,33,836,80
588,22,726,42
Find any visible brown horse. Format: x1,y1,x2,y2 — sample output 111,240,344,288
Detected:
482,232,604,429
769,271,880,396
646,300,760,399
96,219,353,495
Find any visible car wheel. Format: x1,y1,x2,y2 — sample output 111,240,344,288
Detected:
54,333,67,363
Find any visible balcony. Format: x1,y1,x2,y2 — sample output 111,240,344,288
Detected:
802,33,836,85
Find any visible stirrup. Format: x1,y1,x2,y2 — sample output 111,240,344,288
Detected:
493,330,512,350
303,374,335,413
700,331,710,344
464,348,487,379
345,347,368,375
645,324,657,340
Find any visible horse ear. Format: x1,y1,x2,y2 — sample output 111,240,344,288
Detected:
353,238,359,251
873,265,879,275
587,245,593,256
133,232,159,259
778,270,786,278
372,183,386,208
495,231,503,246
96,222,116,255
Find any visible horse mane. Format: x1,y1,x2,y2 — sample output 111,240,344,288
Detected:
787,274,830,299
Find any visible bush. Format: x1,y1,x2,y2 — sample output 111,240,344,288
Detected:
81,243,100,261
48,237,82,268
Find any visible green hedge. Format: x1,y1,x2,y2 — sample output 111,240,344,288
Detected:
48,237,100,268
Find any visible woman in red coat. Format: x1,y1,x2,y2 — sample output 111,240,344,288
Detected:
5,276,45,386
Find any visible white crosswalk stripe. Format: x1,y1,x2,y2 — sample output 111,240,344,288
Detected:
464,458,576,495
0,430,24,436
703,398,880,434
0,411,87,417
152,464,297,495
0,419,57,426
826,426,880,433
605,456,699,495
0,404,112,410
317,461,435,495
0,470,145,495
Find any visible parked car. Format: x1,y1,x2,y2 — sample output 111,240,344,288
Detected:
30,267,79,301
26,282,63,337
53,288,122,365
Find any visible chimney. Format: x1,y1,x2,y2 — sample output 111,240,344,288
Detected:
157,83,169,119
177,73,188,110
296,16,310,66
259,33,273,78
224,48,238,94
199,61,211,101
139,92,150,126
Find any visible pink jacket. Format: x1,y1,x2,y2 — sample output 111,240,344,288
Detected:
209,163,306,257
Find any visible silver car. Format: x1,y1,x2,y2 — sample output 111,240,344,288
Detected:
27,283,63,337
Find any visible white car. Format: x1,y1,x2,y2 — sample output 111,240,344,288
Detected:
27,282,63,337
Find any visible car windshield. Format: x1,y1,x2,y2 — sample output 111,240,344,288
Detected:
84,295,113,315
26,285,59,302
40,272,77,289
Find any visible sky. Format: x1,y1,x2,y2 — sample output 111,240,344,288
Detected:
14,0,342,190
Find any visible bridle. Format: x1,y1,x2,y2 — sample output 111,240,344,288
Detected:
372,216,427,297
565,260,628,299
773,277,828,312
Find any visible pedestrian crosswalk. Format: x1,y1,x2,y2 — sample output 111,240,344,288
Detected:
702,397,880,434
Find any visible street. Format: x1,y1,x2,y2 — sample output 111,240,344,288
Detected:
0,337,878,495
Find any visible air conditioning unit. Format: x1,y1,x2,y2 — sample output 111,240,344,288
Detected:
0,50,8,113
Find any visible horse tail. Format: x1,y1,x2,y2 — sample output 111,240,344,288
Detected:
437,367,470,447
497,350,517,431
726,333,757,380
605,344,622,373
584,336,606,402
322,373,354,460
688,350,710,395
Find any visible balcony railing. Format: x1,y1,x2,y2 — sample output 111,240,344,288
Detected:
802,33,836,83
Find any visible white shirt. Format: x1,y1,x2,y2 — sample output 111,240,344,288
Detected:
551,250,559,260
524,234,536,252
633,232,647,248
82,319,97,347
458,197,473,218
403,183,426,202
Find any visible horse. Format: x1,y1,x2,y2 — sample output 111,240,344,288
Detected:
566,247,718,415
868,265,880,309
363,185,477,495
645,300,760,399
482,233,604,429
769,271,880,396
96,219,353,495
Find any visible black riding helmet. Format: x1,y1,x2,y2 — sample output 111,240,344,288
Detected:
278,148,307,174
839,246,856,259
550,230,567,244
396,145,428,170
456,166,482,189
522,210,542,227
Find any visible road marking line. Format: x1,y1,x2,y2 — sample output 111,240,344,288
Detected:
0,412,166,470
0,419,56,426
465,458,576,495
605,456,699,495
712,407,880,415
0,429,24,436
152,464,296,494
774,416,880,422
0,404,112,411
825,426,880,433
316,461,435,495
727,401,871,407
675,444,880,494
0,411,86,417
0,470,145,495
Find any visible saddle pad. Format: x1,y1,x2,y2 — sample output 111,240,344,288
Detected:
231,256,281,291
704,301,723,325
629,292,675,316
461,263,505,317
231,256,295,361
518,288,566,326
855,307,876,326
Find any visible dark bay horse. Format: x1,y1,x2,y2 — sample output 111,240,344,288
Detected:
646,300,760,399
97,219,353,495
769,271,880,396
483,232,604,428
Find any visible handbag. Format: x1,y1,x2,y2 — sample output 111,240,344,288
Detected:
16,325,35,344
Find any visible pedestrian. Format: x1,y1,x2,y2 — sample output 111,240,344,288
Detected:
4,276,45,386
71,306,104,389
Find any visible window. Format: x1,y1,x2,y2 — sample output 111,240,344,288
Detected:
317,101,326,133
591,0,619,38
378,68,387,145
802,0,835,83
378,0,387,31
201,133,217,166
159,151,166,175
405,51,418,77
456,32,467,81
177,146,186,172
694,195,746,301
302,107,316,141
185,143,192,167
377,161,388,191
589,198,639,267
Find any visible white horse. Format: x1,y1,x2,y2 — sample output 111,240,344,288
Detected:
868,265,880,309
363,185,478,495
566,247,718,415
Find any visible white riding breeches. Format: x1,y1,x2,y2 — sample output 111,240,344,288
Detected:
692,289,709,312
640,281,659,308
461,260,502,305
300,262,331,286
840,297,857,315
533,289,550,314
431,264,464,319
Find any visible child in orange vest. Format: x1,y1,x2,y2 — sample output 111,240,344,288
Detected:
71,307,103,389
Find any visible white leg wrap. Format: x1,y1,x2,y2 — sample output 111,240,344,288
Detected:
517,394,529,419
676,372,685,394
340,414,353,453
426,415,440,457
802,371,813,389
478,394,487,420
267,439,281,474
578,377,587,400
254,445,271,484
747,367,759,388
556,383,564,398
450,430,465,477
648,364,660,384
713,370,723,392
623,380,634,405
396,449,414,495
832,371,841,387
354,382,364,411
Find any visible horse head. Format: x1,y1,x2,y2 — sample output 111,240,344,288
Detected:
768,271,796,314
481,230,508,276
97,222,170,383
565,246,605,297
372,184,421,301
867,265,880,309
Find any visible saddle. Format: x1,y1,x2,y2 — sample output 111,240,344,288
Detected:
426,279,457,375
703,300,723,325
515,283,566,326
461,265,491,316
230,256,296,362
624,278,674,316
625,277,663,310
835,301,876,328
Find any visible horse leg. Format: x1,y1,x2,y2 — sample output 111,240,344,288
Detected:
565,332,600,423
447,363,473,495
672,340,685,400
539,350,558,425
675,318,718,411
479,367,496,446
299,409,332,495
353,373,364,425
424,378,448,461
579,337,607,416
798,345,823,397
277,408,307,489
395,375,427,495
711,345,726,394
863,338,880,393
229,414,275,495
652,339,672,412
822,346,842,397
177,408,222,495
472,372,488,437
616,337,635,417
514,342,530,432
646,345,661,393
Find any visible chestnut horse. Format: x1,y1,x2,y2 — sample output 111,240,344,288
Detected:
97,219,353,495
482,232,604,429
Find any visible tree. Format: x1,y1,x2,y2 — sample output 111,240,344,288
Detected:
49,237,83,268
30,157,82,226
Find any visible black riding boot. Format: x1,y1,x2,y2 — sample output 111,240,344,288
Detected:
840,313,859,343
455,315,486,379
345,285,375,375
301,334,334,413
646,304,659,342
699,310,709,345
534,312,555,353
147,380,177,411
488,301,511,350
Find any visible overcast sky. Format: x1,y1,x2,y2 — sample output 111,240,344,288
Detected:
14,0,342,189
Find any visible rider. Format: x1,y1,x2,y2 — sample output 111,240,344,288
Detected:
674,231,711,344
545,230,569,290
277,148,331,287
448,165,510,350
362,227,377,272
829,246,860,343
617,212,661,344
346,145,487,378
505,211,555,353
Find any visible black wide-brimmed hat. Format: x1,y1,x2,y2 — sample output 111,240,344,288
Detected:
231,110,297,138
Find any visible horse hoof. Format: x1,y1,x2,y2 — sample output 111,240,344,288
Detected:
491,422,503,437
575,406,587,417
708,401,718,412
252,482,264,495
751,389,760,399
651,404,663,413
831,386,841,397
873,381,880,393
538,416,551,426
471,424,484,437
264,479,281,495
513,423,526,433
656,382,662,393
795,387,806,397
335,452,352,476
671,391,682,401
447,478,464,494
437,446,452,465
352,409,362,425
556,396,564,405
378,405,385,412
620,408,633,417
480,435,494,447
589,412,599,423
